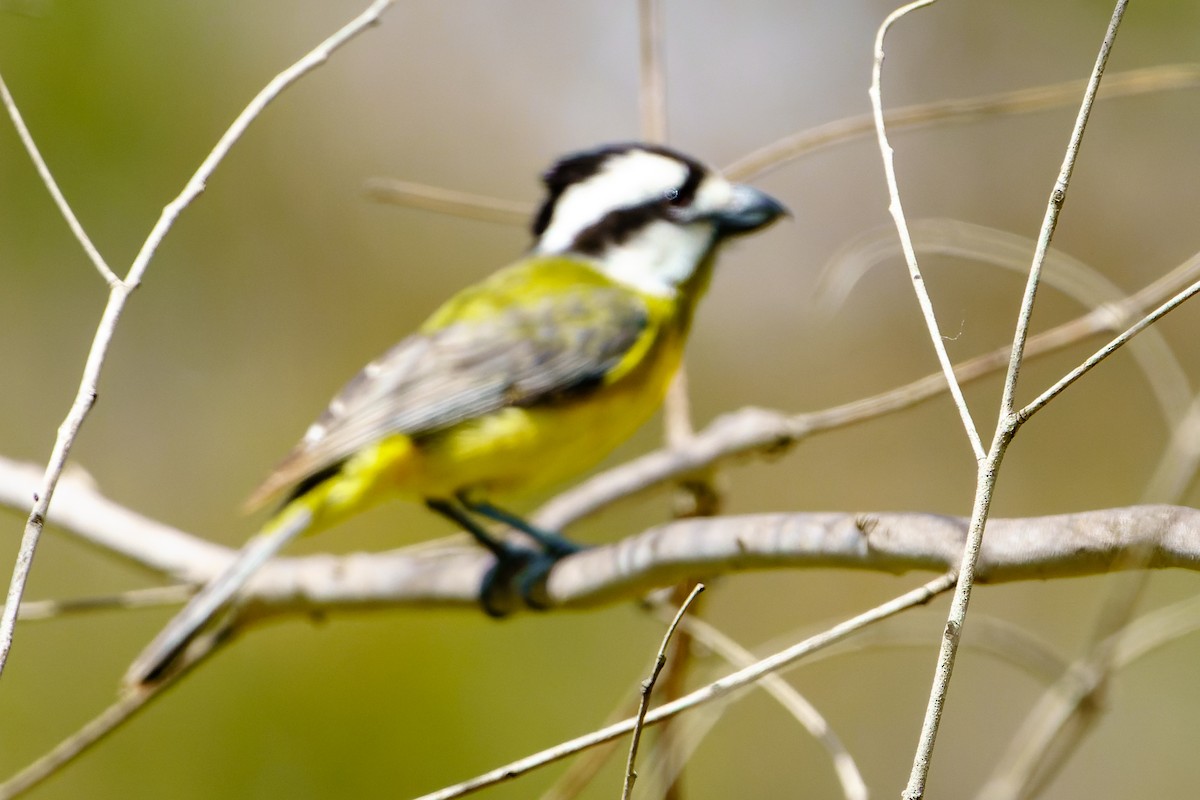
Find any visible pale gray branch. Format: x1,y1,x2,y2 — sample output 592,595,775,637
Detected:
0,0,398,680
903,3,1128,796
869,0,983,462
674,615,868,800
363,178,531,224
5,455,1197,617
413,574,956,800
0,74,117,285
724,63,1200,182
621,583,702,800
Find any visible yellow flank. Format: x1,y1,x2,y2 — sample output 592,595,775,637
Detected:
400,323,683,498
283,255,700,532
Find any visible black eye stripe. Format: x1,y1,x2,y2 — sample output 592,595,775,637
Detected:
569,201,669,256
672,163,704,207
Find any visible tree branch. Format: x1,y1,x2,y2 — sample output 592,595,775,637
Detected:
0,0,398,680
869,0,984,461
5,456,1197,618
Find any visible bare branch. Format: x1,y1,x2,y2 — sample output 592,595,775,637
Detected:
821,220,1195,428
363,178,531,224
978,591,1200,800
638,0,668,144
412,574,954,800
622,583,703,800
999,5,1127,418
0,625,224,800
10,462,1200,615
9,486,1199,797
360,66,1200,233
870,0,984,461
1018,276,1200,422
0,74,118,285
0,0,398,680
677,616,868,800
724,63,1200,182
17,586,193,622
905,3,1130,797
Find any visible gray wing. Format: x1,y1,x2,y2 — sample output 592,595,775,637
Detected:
245,287,650,509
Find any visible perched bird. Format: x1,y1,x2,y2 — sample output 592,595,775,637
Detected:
124,142,786,687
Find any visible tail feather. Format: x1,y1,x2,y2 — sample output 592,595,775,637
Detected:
122,504,314,688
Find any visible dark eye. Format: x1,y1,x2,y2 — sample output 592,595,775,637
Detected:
664,187,685,206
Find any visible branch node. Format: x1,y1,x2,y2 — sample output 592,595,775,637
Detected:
855,513,880,537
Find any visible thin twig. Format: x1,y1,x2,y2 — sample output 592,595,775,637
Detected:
677,615,868,800
1143,393,1200,503
0,75,118,285
999,6,1127,418
647,582,706,800
1018,277,1200,422
537,248,1200,530
358,66,1200,231
538,700,638,800
978,591,1200,800
0,625,226,800
725,63,1200,181
979,386,1198,800
414,574,955,800
638,0,667,145
363,66,1200,227
0,0,397,681
621,583,703,800
819,219,1194,428
363,178,531,224
17,586,194,621
869,0,984,461
903,3,1129,797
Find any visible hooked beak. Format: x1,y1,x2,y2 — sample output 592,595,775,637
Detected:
712,184,789,237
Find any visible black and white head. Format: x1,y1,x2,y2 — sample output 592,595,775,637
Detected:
531,143,787,297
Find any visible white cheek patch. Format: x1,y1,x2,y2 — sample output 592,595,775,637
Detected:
537,150,690,253
596,220,713,297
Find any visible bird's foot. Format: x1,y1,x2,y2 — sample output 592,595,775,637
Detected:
478,541,586,614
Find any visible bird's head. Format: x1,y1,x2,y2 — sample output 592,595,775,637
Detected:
531,143,787,297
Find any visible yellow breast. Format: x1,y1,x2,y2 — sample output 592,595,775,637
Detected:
314,258,699,519
404,323,685,499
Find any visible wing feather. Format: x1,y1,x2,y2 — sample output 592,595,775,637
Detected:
245,282,650,510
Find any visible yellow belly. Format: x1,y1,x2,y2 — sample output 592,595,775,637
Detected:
322,326,684,516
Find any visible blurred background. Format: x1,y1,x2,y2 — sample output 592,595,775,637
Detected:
2,1,1200,797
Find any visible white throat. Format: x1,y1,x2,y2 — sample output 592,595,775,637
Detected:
578,220,713,297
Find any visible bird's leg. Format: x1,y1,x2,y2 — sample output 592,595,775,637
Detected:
425,498,536,617
456,495,585,558
455,495,587,610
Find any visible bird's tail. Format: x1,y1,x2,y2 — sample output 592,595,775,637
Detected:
122,502,315,689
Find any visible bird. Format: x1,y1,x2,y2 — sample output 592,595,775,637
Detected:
123,142,786,687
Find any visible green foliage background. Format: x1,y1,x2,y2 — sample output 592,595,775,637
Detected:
2,1,1200,797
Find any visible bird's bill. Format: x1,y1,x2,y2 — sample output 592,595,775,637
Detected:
710,183,789,236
